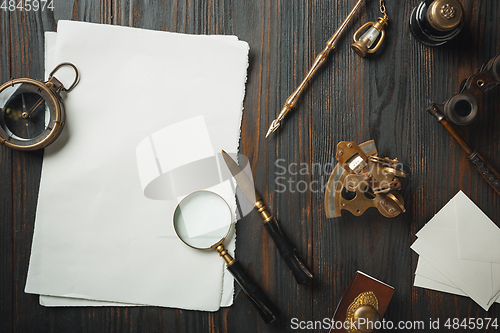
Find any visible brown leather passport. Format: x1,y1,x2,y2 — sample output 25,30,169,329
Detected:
330,271,395,332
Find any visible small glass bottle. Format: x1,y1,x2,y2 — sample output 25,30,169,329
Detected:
409,0,464,46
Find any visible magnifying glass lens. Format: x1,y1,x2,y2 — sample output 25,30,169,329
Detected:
173,191,231,249
173,190,280,323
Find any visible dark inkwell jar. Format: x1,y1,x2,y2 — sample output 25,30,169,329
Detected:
409,0,464,46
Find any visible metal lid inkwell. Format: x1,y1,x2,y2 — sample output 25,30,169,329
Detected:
409,0,464,46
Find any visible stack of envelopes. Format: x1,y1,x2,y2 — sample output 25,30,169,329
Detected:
411,191,500,310
25,21,249,310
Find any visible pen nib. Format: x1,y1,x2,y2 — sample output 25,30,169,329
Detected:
265,119,281,138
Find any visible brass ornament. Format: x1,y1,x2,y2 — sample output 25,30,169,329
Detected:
324,140,407,218
351,0,388,58
427,0,463,32
441,4,456,19
345,291,380,333
254,200,274,223
216,245,235,266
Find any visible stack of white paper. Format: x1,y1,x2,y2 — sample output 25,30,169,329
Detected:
25,21,250,311
411,191,500,310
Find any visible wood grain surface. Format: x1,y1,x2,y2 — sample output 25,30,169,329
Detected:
1,0,499,332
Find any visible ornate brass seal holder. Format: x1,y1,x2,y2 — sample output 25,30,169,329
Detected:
325,140,407,218
345,292,380,333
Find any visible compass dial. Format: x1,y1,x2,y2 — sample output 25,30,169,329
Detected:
0,79,63,151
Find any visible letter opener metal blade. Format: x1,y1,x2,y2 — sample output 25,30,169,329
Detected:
221,150,313,284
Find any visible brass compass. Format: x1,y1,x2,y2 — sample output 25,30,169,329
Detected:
0,63,78,151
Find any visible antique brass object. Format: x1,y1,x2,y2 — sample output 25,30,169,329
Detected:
351,17,388,57
351,0,389,58
215,245,235,266
409,0,464,46
0,63,79,151
324,140,407,218
427,0,463,31
345,291,380,333
331,272,395,331
266,0,365,138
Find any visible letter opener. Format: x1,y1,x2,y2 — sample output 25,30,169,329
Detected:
221,150,313,284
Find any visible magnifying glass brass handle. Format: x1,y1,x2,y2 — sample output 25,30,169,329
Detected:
226,259,280,324
263,217,313,284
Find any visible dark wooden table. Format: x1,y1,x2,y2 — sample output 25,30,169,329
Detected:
1,1,499,332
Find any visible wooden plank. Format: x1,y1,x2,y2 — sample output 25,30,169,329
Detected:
7,5,56,333
409,1,500,330
237,0,316,331
293,0,415,326
6,2,113,332
0,9,13,333
352,0,413,326
2,0,500,332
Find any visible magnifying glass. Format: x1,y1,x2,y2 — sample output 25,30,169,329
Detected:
173,190,280,324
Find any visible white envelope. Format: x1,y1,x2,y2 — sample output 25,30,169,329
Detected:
414,274,467,296
414,257,500,303
454,191,500,262
411,191,500,311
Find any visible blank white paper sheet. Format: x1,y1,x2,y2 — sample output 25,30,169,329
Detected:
411,191,500,310
26,21,249,311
